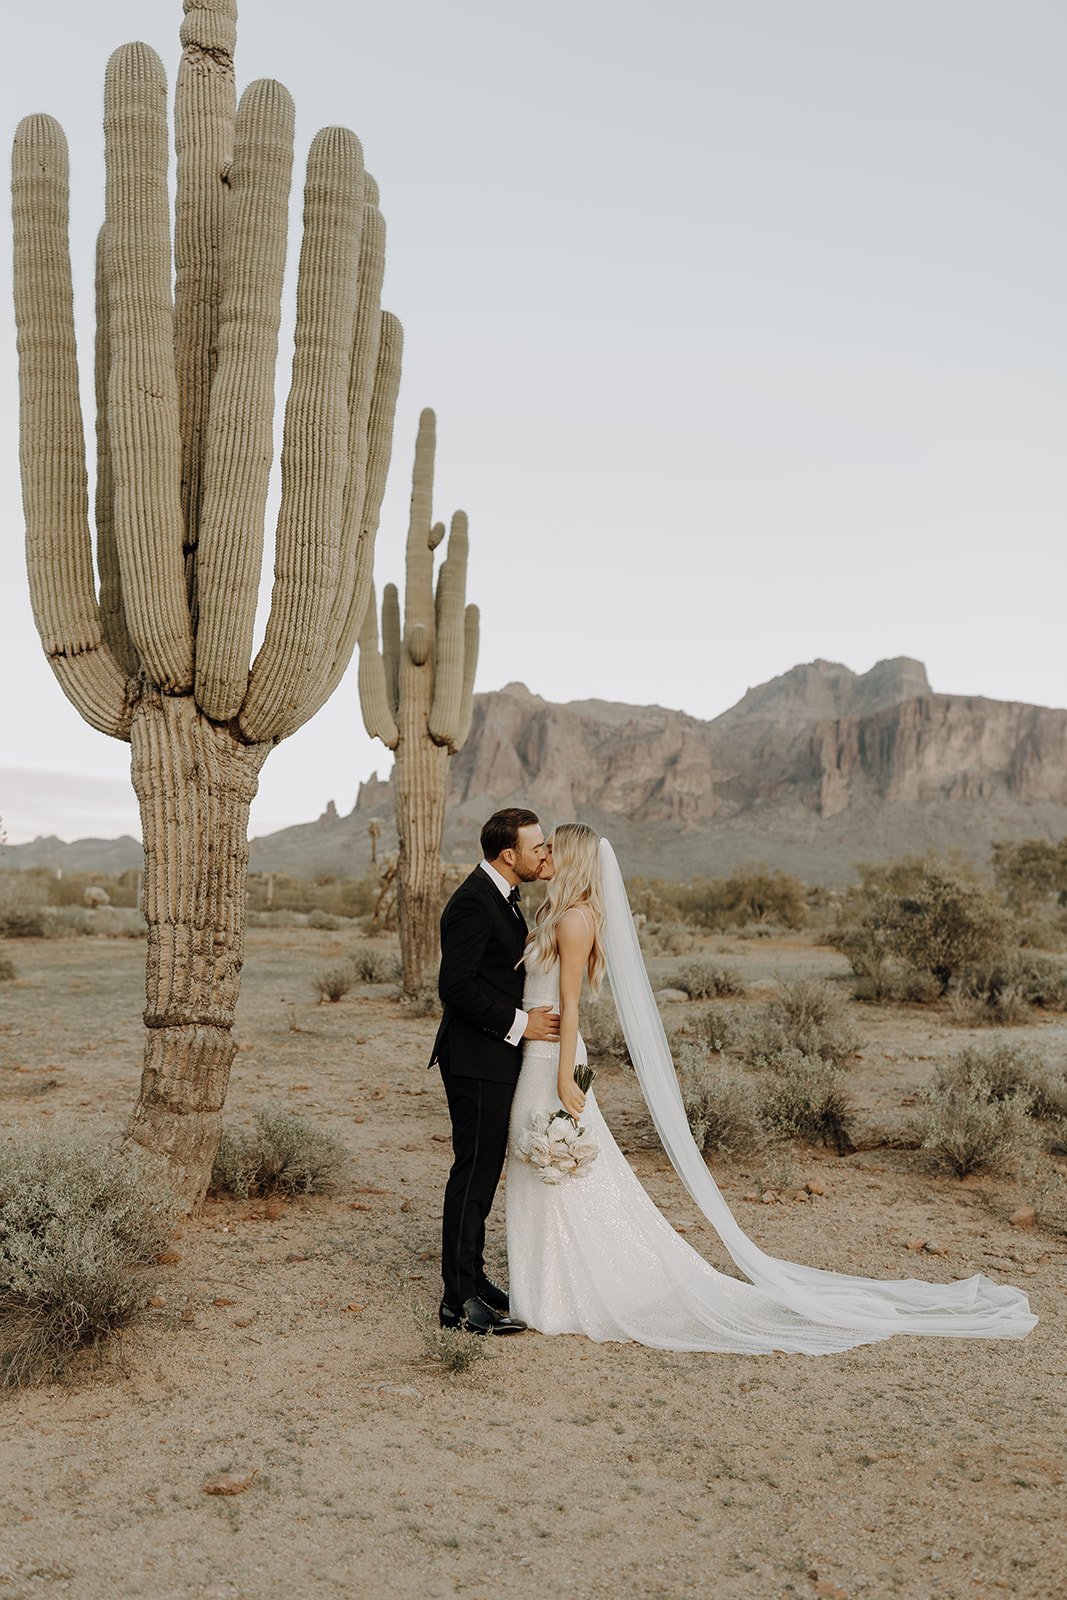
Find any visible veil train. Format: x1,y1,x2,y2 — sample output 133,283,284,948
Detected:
597,838,1036,1340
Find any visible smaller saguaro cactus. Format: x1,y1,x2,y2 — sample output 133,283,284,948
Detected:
358,410,479,992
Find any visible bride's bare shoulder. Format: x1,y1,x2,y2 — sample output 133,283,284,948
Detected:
557,905,595,949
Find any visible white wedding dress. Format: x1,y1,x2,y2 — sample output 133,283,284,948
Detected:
503,841,1037,1354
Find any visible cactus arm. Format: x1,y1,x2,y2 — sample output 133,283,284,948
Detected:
194,78,295,722
403,408,437,663
454,603,480,750
11,115,131,740
174,0,237,611
295,305,403,731
428,510,469,749
239,127,365,741
103,44,194,693
94,228,140,679
382,578,401,718
357,586,399,749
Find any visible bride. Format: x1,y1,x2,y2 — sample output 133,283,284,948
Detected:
505,822,1037,1352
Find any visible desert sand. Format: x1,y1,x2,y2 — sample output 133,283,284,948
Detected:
1,927,1064,1600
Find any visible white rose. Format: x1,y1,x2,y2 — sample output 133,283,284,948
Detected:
572,1138,598,1164
526,1135,550,1166
557,1157,578,1173
539,1167,563,1185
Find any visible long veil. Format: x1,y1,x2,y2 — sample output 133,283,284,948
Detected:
597,838,1036,1339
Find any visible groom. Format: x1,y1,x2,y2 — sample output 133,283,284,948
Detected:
430,808,559,1334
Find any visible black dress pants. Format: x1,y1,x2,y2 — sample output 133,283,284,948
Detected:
439,1061,516,1307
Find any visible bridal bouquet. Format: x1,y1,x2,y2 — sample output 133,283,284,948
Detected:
515,1066,600,1185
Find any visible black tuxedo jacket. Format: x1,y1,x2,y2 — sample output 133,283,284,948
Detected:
429,867,527,1084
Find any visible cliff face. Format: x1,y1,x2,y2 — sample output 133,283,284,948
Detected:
9,659,1067,883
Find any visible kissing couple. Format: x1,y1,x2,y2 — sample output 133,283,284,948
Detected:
429,808,1036,1352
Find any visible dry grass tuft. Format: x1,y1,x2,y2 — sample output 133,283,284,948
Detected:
211,1109,347,1200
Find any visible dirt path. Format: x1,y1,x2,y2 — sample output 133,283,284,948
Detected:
1,931,1064,1599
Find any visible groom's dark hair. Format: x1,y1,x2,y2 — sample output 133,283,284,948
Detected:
481,808,539,861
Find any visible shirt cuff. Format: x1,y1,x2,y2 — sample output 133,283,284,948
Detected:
504,1009,528,1048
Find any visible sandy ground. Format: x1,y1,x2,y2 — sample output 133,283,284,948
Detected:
1,928,1064,1600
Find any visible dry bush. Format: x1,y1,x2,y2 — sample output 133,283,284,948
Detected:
757,1050,854,1153
691,1005,739,1055
629,868,807,932
908,1070,1036,1178
312,965,355,1003
211,1109,347,1200
933,1044,1067,1124
0,956,15,982
0,875,48,939
306,909,341,931
412,1304,495,1375
581,993,630,1064
400,983,439,1017
639,920,700,958
0,1134,174,1387
670,1043,767,1158
737,979,859,1071
350,946,403,984
665,960,746,1000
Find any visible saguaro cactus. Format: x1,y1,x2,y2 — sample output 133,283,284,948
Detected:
358,411,479,993
12,0,402,1210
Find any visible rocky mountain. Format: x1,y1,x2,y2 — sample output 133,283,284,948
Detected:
7,658,1067,883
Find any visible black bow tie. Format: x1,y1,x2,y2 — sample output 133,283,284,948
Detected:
507,887,521,909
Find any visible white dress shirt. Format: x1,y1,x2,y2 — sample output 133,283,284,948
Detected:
479,859,528,1046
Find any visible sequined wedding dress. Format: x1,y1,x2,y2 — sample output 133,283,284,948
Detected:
503,842,1037,1354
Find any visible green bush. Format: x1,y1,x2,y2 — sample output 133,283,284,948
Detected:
210,1108,347,1200
737,979,859,1071
671,1044,767,1158
0,1134,175,1387
908,1070,1036,1178
665,961,746,1000
757,1051,854,1153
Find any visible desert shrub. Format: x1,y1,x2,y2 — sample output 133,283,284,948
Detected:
210,1108,347,1199
306,909,341,931
581,993,630,1064
757,1051,854,1153
0,956,15,982
671,1043,767,1158
691,1005,739,1054
933,1044,1067,1123
737,979,859,1071
908,1070,1036,1178
412,1304,495,1374
948,954,1067,1026
399,983,439,1017
666,960,746,1000
831,859,1015,998
991,836,1067,915
639,920,699,957
312,965,355,1003
350,946,402,984
0,875,49,939
628,868,807,931
0,1134,175,1387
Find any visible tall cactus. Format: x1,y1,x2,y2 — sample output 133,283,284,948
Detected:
358,410,479,993
11,0,402,1211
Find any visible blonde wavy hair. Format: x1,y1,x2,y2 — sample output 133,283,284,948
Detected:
527,822,605,993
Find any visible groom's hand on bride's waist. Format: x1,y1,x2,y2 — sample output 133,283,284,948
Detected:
523,1006,560,1043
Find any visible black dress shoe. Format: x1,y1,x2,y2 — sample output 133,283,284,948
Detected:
475,1276,510,1314
439,1296,526,1335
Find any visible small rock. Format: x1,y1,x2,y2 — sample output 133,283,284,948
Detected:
343,1303,365,1314
804,1181,825,1196
232,1316,254,1328
285,1252,308,1263
373,1383,420,1398
1009,1205,1035,1229
815,1584,848,1600
148,1295,165,1309
905,1237,926,1251
654,988,688,1003
923,1239,948,1256
213,1297,236,1307
761,1191,777,1204
794,1189,809,1203
741,1192,759,1203
203,1469,257,1496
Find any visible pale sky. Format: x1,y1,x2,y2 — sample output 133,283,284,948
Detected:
1,1,1064,845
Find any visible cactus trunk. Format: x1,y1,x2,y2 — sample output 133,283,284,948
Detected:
127,696,268,1211
394,681,450,994
357,411,480,996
